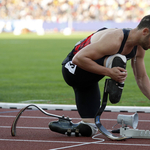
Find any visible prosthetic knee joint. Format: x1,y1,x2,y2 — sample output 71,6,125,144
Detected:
105,54,127,104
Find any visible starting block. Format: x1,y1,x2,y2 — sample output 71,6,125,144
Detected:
115,113,150,139
120,127,150,139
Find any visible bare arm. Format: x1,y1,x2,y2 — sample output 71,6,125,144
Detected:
131,46,150,100
72,30,127,82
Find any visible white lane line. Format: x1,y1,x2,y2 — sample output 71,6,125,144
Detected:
97,143,150,146
1,102,150,112
0,126,49,130
0,139,150,147
0,115,81,120
1,115,150,123
0,139,83,144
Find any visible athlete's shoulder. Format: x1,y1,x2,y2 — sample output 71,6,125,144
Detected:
98,28,124,45
98,28,123,38
91,28,123,44
109,28,124,37
109,29,124,45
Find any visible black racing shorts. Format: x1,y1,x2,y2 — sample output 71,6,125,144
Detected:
62,56,106,118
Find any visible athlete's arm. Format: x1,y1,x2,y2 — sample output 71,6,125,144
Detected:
131,46,150,100
72,29,127,82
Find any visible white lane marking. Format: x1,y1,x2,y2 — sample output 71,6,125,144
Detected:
0,126,48,130
0,115,81,120
0,139,83,144
1,115,150,122
0,139,150,147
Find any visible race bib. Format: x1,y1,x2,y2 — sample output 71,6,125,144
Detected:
65,61,77,74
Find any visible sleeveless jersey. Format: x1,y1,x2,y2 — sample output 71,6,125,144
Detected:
64,28,137,63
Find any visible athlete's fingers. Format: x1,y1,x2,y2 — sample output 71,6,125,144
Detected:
119,71,127,77
117,67,127,72
110,67,127,82
119,73,127,82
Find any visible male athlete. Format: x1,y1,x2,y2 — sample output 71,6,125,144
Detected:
49,15,150,137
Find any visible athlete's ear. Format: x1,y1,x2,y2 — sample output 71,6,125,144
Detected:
143,28,149,35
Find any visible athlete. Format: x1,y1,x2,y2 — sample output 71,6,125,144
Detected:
49,15,150,137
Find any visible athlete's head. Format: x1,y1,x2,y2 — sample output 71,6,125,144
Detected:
137,15,150,50
137,15,150,30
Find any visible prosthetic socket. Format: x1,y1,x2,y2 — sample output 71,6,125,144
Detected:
105,54,127,104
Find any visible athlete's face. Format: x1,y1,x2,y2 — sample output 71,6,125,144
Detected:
141,29,150,50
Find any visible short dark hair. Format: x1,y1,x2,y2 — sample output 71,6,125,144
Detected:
137,15,150,30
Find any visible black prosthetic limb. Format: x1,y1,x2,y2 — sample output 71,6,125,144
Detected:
108,54,127,104
49,119,79,136
11,104,93,137
95,55,128,140
11,104,72,136
49,120,94,137
95,79,130,140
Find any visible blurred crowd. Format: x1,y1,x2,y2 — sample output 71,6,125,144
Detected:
0,0,150,22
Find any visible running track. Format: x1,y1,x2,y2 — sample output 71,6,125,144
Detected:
1,107,150,150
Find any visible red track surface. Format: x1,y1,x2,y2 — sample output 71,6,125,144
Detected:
0,108,150,150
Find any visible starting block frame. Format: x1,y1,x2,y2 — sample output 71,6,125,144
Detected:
120,127,150,139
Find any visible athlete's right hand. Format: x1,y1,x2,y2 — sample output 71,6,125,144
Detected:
109,67,127,83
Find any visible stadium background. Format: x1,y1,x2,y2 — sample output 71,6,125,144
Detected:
0,0,150,34
0,0,150,106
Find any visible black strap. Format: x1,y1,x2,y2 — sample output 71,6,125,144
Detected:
117,29,130,54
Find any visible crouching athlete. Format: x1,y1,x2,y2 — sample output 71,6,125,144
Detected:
49,15,150,137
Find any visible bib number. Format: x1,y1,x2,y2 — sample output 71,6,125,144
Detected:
65,61,77,74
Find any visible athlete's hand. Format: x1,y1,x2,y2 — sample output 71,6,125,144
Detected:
110,67,127,83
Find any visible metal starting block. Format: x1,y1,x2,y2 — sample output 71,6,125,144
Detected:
120,127,150,139
116,113,150,139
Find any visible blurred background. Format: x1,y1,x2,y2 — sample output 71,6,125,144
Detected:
0,0,150,35
1,0,150,105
